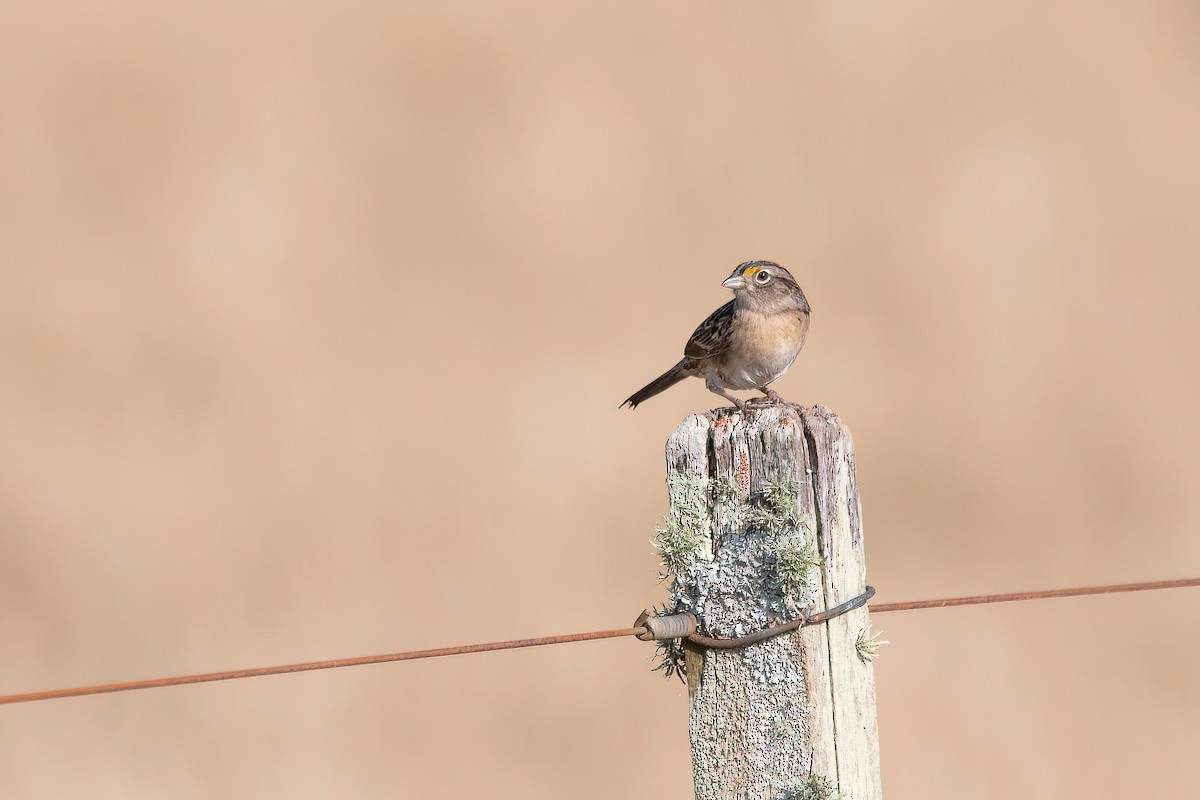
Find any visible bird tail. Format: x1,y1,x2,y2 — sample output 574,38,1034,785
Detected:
621,360,692,409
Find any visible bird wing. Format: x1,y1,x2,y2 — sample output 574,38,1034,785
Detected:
684,301,735,361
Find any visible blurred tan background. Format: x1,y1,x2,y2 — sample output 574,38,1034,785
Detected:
2,1,1199,797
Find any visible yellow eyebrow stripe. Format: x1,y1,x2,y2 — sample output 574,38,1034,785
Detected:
743,266,762,277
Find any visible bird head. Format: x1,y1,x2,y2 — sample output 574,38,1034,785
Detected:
722,261,810,313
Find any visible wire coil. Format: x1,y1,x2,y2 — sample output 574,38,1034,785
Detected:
635,586,876,650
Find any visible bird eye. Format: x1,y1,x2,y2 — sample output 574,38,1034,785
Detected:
755,270,772,284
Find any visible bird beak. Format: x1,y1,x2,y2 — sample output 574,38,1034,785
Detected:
722,275,746,290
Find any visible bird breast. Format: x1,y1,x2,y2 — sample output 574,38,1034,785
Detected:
717,311,809,390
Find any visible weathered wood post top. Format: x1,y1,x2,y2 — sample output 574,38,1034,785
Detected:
659,404,881,800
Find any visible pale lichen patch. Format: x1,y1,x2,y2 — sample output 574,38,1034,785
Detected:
782,773,839,800
854,624,888,663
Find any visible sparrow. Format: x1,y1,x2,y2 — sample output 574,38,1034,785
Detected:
621,261,811,411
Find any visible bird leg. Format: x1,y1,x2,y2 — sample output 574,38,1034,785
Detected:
708,385,751,414
758,386,786,405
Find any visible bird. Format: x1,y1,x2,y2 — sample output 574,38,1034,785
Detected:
621,261,811,411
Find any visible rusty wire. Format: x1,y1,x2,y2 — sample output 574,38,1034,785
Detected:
868,577,1200,613
0,628,643,706
1,577,1196,707
681,586,876,649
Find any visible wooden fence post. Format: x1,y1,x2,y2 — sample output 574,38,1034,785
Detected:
663,405,881,800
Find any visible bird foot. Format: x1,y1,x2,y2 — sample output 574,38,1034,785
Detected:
717,397,757,419
758,387,786,405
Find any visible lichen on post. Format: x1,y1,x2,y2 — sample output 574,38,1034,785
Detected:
659,405,881,800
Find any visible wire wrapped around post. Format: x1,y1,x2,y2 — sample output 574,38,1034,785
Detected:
633,586,875,649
